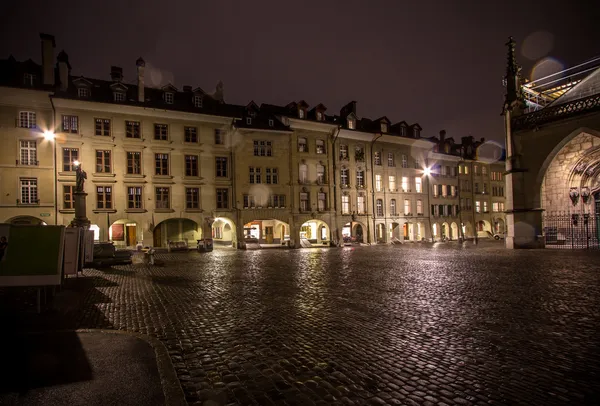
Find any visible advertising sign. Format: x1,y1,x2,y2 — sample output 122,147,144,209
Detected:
63,228,80,276
0,224,65,287
84,230,94,265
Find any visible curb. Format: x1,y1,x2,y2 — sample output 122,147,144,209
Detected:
20,329,187,406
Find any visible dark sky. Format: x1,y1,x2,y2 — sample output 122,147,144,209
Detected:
1,0,597,142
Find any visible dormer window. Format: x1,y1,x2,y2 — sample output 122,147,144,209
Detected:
444,144,450,153
78,88,90,98
193,95,203,108
164,92,174,104
24,73,35,86
246,117,252,125
113,92,125,102
316,111,323,121
381,123,388,133
299,109,305,119
348,118,355,130
413,128,420,138
268,119,274,127
400,126,406,136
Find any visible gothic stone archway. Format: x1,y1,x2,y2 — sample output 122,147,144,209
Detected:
503,38,600,248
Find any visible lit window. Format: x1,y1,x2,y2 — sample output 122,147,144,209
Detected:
415,177,422,193
114,92,125,102
389,176,396,191
381,123,387,133
374,152,381,165
194,95,203,108
164,92,174,104
18,111,36,128
299,109,305,119
19,140,37,166
62,115,79,134
341,195,350,214
375,175,382,192
388,152,394,167
316,139,325,154
128,187,143,209
20,178,38,204
317,111,323,121
347,118,355,129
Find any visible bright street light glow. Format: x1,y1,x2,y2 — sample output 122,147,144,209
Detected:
73,160,80,167
43,131,55,140
423,167,431,176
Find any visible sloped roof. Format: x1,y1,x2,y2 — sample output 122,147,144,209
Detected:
548,67,600,107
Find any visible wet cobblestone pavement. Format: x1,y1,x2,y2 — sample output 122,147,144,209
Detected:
4,244,600,405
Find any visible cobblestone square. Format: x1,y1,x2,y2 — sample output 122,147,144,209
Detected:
5,245,600,405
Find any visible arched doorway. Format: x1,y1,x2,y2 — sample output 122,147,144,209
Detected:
477,220,492,237
451,222,459,240
300,219,330,247
402,222,413,241
212,217,236,248
110,219,140,247
153,218,200,248
494,219,505,234
441,222,449,240
416,222,425,241
342,221,365,244
376,223,386,243
389,222,401,242
244,219,289,248
6,216,46,226
432,223,439,241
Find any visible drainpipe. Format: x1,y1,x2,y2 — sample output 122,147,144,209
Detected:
457,158,465,241
50,96,58,225
330,126,341,245
471,161,478,244
229,118,239,248
370,133,383,244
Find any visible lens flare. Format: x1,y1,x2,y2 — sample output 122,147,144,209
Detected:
521,31,554,61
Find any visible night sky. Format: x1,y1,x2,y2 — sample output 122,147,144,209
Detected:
1,0,597,142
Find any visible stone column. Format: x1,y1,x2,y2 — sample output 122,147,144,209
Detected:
70,191,91,229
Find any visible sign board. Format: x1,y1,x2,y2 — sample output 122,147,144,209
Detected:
0,224,65,287
63,228,80,276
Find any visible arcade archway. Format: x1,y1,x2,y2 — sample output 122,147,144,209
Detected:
243,219,289,248
212,217,236,248
109,219,140,247
300,219,330,247
153,218,200,248
341,221,366,244
6,215,46,226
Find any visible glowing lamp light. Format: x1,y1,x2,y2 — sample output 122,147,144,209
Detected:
73,160,80,167
43,131,55,140
423,167,431,176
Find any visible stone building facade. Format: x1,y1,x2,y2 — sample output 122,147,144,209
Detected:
0,33,507,248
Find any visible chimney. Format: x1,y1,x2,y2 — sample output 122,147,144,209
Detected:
56,50,71,91
136,57,145,102
340,101,357,118
40,33,55,86
183,85,192,92
439,130,446,142
213,81,224,102
110,66,123,82
480,137,485,143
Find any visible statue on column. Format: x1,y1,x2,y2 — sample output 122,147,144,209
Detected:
75,164,87,193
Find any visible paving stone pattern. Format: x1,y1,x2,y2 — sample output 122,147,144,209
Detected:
11,245,600,405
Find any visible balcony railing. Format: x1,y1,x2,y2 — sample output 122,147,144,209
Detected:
512,93,600,131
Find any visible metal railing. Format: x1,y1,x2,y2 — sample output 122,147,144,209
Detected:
543,213,600,249
512,93,600,131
